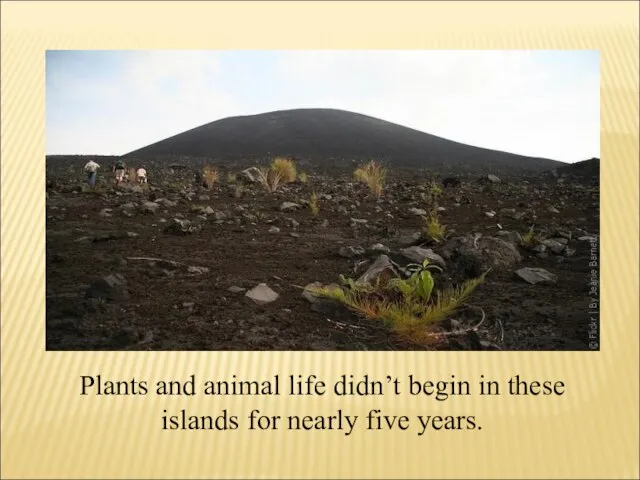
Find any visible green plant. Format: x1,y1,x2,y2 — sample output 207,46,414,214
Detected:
389,259,443,302
298,172,309,183
309,191,320,216
423,211,446,243
422,180,443,206
227,172,237,184
307,266,487,346
353,160,387,198
520,226,544,247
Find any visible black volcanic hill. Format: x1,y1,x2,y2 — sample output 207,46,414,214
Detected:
125,108,566,174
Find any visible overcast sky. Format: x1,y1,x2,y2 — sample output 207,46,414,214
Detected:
46,50,600,162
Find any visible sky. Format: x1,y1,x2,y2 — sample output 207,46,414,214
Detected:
46,50,600,163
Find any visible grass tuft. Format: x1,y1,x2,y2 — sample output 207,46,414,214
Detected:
308,264,487,346
423,210,447,243
353,160,387,198
203,165,218,188
271,157,297,183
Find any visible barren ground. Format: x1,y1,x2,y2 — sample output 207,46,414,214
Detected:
46,159,599,351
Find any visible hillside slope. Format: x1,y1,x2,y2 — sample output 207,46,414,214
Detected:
125,108,566,174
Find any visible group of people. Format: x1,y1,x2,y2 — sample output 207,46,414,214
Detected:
83,159,147,187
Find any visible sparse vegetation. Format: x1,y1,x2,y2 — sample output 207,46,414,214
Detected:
203,165,218,188
309,191,320,216
298,172,309,183
227,172,237,184
422,180,443,206
423,210,447,243
255,167,284,193
354,160,387,197
309,261,487,345
231,183,245,198
520,226,544,248
271,157,297,183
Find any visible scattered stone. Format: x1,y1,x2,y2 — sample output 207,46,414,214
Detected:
280,202,300,212
369,243,390,254
409,207,427,216
85,274,129,301
228,286,246,293
442,235,522,276
516,267,558,285
542,239,566,254
245,283,279,305
496,230,522,245
399,246,446,269
164,218,202,235
92,231,139,242
356,255,402,285
487,174,501,183
268,226,280,234
548,206,560,214
186,266,209,275
155,198,178,207
397,232,423,247
485,211,496,218
141,201,160,214
339,246,366,258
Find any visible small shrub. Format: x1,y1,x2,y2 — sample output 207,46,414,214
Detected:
520,226,544,248
232,183,245,198
298,172,309,183
203,165,218,188
227,172,237,184
423,210,446,243
309,191,320,216
353,160,387,198
308,261,487,346
256,167,284,193
422,180,443,206
271,157,297,183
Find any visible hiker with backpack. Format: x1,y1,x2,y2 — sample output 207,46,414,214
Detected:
113,159,126,185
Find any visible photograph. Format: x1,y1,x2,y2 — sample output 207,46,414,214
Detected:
45,50,600,352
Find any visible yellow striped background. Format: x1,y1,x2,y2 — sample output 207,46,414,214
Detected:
1,1,638,478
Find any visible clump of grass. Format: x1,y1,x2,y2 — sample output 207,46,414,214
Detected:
423,210,447,243
298,172,309,183
231,183,245,198
353,160,387,198
309,191,320,216
308,260,487,346
422,180,443,206
227,172,237,184
520,226,544,248
256,167,284,193
271,157,297,183
203,165,218,188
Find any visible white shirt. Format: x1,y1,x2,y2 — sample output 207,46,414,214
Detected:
84,161,100,172
137,168,147,177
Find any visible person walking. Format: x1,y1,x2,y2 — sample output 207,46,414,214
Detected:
113,159,126,185
83,160,101,186
136,167,148,184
